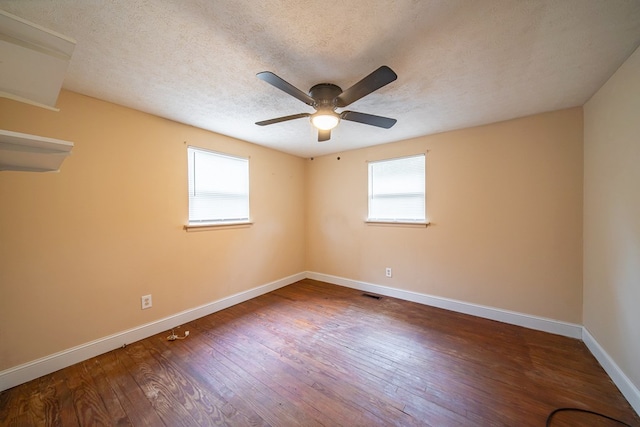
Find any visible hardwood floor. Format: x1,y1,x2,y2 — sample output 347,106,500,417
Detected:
1,279,638,426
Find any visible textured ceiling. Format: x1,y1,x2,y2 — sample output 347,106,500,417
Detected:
1,0,640,158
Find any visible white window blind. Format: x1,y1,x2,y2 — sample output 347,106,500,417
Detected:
187,147,249,224
368,154,425,222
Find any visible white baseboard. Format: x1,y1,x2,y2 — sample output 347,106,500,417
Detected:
0,272,306,392
306,272,640,415
4,270,638,418
582,328,640,415
305,272,583,339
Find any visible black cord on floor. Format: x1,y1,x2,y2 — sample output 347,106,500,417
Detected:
546,407,633,426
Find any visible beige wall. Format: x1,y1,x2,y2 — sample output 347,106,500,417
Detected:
584,46,640,388
307,108,584,323
0,91,306,370
0,90,586,375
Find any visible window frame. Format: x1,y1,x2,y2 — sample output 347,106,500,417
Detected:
366,153,428,226
185,146,251,229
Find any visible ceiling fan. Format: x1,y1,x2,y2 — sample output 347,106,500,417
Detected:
255,66,398,142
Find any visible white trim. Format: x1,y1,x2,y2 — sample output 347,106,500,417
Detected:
365,220,431,228
305,273,640,414
184,221,253,231
305,272,583,339
4,269,638,419
0,272,305,392
582,328,640,415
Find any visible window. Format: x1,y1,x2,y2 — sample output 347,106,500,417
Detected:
368,154,425,223
187,146,249,225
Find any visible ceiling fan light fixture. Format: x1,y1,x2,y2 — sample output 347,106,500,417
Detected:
257,66,398,141
311,112,340,130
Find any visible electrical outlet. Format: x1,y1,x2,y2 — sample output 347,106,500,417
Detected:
141,294,152,310
385,267,392,278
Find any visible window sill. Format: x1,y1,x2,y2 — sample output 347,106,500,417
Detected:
184,221,253,231
365,220,431,228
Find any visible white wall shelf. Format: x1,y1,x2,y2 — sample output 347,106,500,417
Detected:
0,129,73,172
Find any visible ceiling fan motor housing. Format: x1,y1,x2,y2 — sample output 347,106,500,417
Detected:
309,83,342,110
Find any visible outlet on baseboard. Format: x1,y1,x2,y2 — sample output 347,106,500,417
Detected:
141,294,152,309
385,267,392,278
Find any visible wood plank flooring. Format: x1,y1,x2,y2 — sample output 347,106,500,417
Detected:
1,279,638,426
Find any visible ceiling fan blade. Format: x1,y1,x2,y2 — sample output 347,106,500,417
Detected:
336,66,397,108
255,113,310,126
318,129,331,142
341,111,397,129
257,71,315,106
